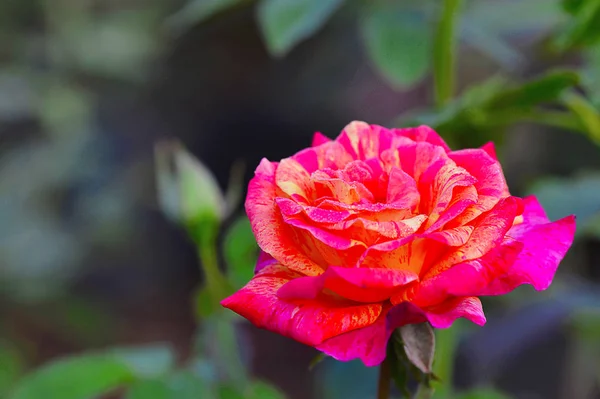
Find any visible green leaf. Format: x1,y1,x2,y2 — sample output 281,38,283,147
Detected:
582,45,600,108
361,4,431,89
555,0,600,51
528,173,600,239
486,70,580,110
0,343,23,397
224,216,258,288
166,0,246,35
110,345,175,379
563,0,585,14
561,90,600,145
9,355,133,399
248,381,287,399
399,323,435,374
125,372,211,399
194,286,223,318
454,388,513,399
256,0,344,57
9,346,175,399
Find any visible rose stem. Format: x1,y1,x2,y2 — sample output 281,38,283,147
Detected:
377,356,391,399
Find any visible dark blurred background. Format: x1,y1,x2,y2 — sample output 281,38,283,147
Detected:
2,0,600,398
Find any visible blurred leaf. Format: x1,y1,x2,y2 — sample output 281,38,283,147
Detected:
9,345,175,399
399,323,435,374
247,381,286,399
0,343,23,397
49,10,161,81
486,70,580,110
583,44,600,107
464,0,564,35
563,0,585,14
194,286,223,318
224,216,258,288
361,3,431,89
218,385,245,399
126,379,171,399
110,345,175,378
166,0,246,34
555,0,600,51
561,90,600,145
454,388,513,399
9,355,133,399
398,70,581,146
38,83,92,137
256,0,344,56
126,371,211,399
528,173,600,238
571,308,600,343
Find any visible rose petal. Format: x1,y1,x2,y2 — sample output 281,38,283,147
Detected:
278,266,419,303
312,132,331,147
255,250,278,274
423,296,486,328
447,148,510,225
486,214,576,293
394,125,452,152
316,302,426,367
246,159,323,276
221,264,382,346
481,142,498,160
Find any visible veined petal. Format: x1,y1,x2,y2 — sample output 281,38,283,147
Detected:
246,159,323,276
423,296,486,328
393,125,452,152
278,266,419,303
316,302,426,367
221,264,382,346
312,132,331,147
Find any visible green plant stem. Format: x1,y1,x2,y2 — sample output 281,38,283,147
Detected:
432,326,458,398
433,0,463,107
377,355,391,399
197,233,230,301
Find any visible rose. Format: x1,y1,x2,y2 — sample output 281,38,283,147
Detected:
221,121,576,366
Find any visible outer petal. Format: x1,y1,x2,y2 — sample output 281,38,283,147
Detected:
245,159,323,276
255,250,278,274
408,239,523,307
393,125,452,152
480,142,498,160
488,214,576,293
312,132,331,146
423,296,486,328
316,303,426,367
316,297,484,367
221,264,382,346
278,266,419,303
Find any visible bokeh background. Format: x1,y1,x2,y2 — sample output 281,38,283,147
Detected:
2,0,600,398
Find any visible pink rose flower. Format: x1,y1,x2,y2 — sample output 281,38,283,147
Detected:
222,121,576,366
